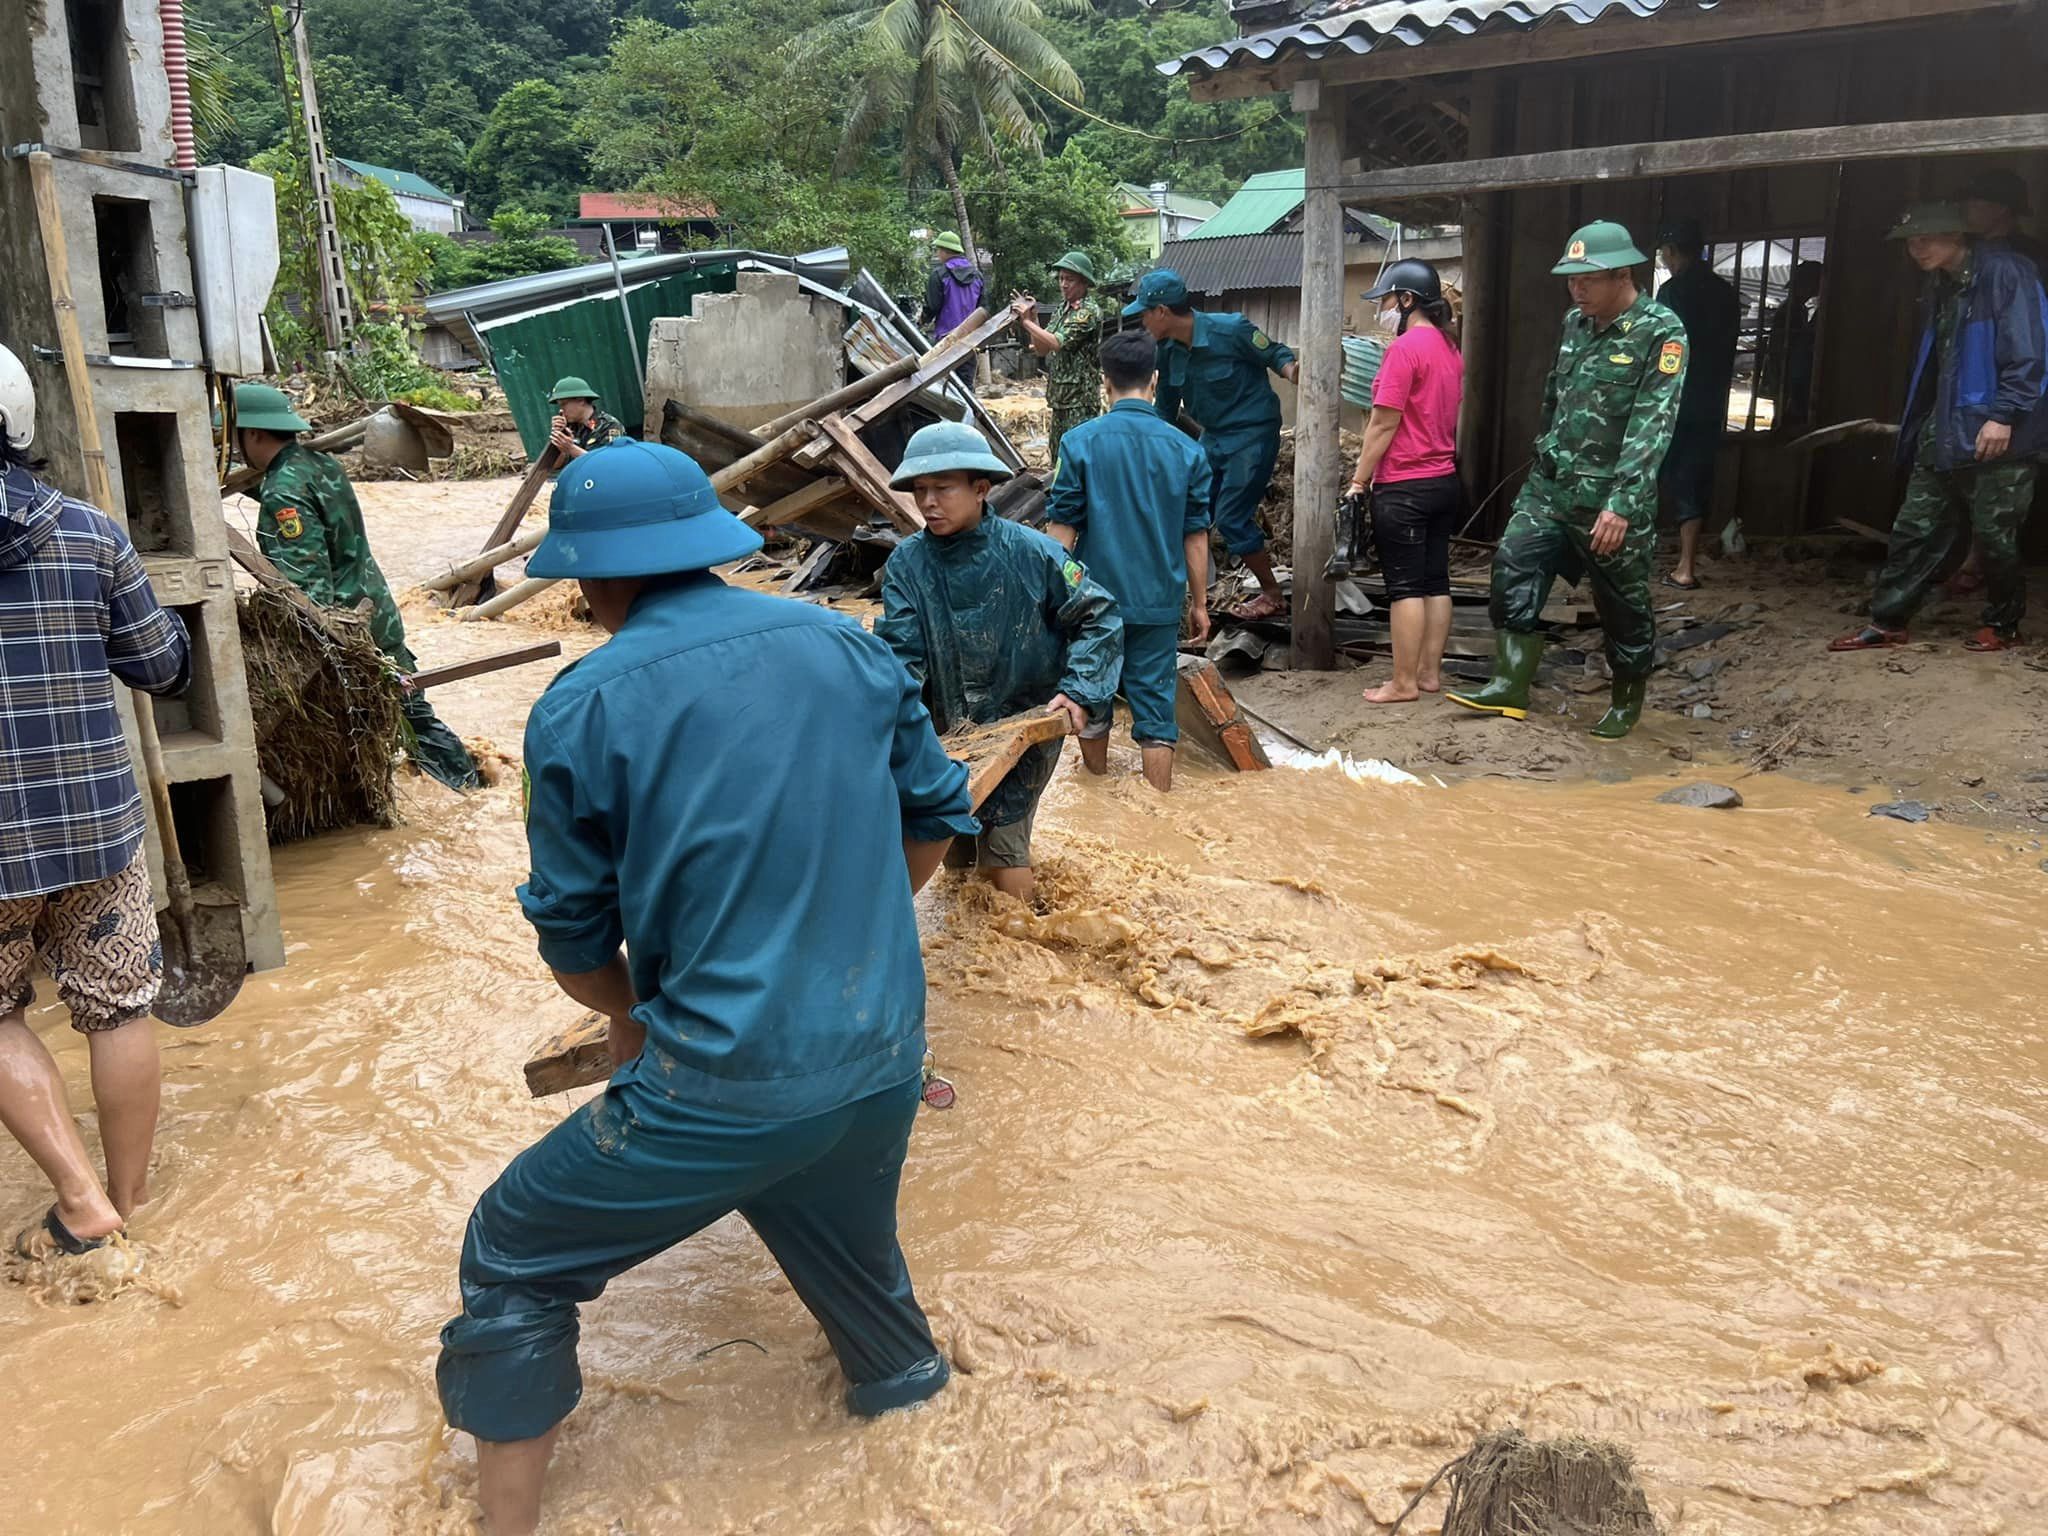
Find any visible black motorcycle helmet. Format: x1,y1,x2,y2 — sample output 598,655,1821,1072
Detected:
1361,258,1443,305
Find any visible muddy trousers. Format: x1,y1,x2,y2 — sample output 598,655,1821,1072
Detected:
1489,490,1658,680
437,1074,946,1443
401,693,482,792
1870,458,2037,635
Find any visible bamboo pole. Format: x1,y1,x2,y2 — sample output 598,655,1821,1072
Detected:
424,524,548,591
455,576,557,622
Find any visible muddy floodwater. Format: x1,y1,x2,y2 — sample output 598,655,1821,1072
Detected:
5,717,2047,1532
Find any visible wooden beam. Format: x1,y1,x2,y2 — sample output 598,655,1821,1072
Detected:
449,444,560,607
841,306,1019,431
741,475,851,529
1331,111,2048,202
1184,0,2014,102
524,1012,611,1098
408,641,563,691
812,414,925,533
1291,91,1345,671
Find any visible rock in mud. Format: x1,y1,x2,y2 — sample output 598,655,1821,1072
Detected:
1870,800,1932,823
1658,782,1743,809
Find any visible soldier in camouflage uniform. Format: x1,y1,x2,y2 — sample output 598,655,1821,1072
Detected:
1449,221,1687,739
547,376,625,460
1012,251,1104,469
1830,202,2047,653
233,384,481,791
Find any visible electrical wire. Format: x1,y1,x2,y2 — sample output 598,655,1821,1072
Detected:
933,0,1289,148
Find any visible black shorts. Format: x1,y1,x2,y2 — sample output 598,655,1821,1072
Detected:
1658,420,1719,524
1371,472,1463,601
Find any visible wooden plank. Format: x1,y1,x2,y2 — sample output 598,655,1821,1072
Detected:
1334,111,2048,203
664,400,764,455
741,474,851,529
450,444,560,607
409,641,563,691
524,1012,612,1098
1175,655,1270,772
843,307,1019,431
1291,93,1345,671
706,420,819,495
812,414,925,533
1185,0,2011,102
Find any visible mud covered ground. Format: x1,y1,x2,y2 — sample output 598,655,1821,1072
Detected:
0,475,2041,1535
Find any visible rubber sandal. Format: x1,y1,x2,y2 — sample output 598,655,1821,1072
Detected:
14,1206,110,1259
1827,626,1908,652
1661,573,1702,590
1963,627,2019,652
1228,593,1288,622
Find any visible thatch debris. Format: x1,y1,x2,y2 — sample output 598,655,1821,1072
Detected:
1392,1426,1661,1536
237,586,406,842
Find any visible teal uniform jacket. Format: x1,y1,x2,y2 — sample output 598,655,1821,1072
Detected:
518,573,978,1121
1153,310,1295,439
877,513,1122,827
1046,397,1212,625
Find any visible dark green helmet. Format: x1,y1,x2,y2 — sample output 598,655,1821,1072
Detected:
1551,221,1648,275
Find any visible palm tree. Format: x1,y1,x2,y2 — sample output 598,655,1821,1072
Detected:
819,0,1085,264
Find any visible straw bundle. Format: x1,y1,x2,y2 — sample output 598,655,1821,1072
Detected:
237,586,406,841
1395,1427,1661,1536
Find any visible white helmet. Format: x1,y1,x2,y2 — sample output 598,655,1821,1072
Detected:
0,344,33,451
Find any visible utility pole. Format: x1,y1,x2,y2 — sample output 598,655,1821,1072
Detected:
284,0,354,350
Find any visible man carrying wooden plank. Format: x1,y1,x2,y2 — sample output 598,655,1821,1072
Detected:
437,440,974,1535
1045,330,1212,792
878,421,1122,902
231,385,481,789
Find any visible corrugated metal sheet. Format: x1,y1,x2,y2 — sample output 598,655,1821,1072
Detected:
482,265,740,459
1184,170,1306,239
1161,233,1308,294
1161,0,1721,80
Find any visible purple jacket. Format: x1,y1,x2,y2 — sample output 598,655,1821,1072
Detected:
924,257,985,335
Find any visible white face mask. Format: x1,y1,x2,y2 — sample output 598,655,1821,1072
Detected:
1375,303,1403,334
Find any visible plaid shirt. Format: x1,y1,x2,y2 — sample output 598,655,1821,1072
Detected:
0,464,190,898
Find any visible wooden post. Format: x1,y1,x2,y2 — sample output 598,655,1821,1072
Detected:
1291,85,1346,671
1457,76,1508,523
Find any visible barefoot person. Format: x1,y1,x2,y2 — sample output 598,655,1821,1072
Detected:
438,442,977,1534
1829,203,2046,655
0,345,190,1257
878,421,1122,901
1448,222,1687,739
1344,258,1465,703
1125,269,1299,621
1045,330,1211,791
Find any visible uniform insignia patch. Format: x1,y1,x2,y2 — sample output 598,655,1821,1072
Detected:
1609,354,1633,365
1251,329,1271,349
520,765,531,821
1062,559,1084,589
1567,239,1587,261
276,507,304,540
1658,339,1685,375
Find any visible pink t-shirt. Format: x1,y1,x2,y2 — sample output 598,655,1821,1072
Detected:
1370,323,1463,483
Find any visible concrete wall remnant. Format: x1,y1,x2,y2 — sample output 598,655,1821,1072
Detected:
641,270,842,436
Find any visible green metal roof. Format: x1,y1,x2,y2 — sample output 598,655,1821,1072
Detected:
334,157,459,205
1181,169,1304,240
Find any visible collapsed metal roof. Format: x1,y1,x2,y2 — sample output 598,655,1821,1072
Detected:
1160,0,1721,82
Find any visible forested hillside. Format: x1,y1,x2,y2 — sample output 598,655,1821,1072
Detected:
188,0,1295,290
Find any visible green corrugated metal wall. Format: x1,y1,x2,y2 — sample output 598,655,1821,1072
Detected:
482,264,740,459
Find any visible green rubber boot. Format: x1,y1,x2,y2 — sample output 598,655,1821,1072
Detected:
1589,677,1647,740
1447,630,1543,720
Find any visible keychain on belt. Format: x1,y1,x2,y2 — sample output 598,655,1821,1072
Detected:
920,1049,956,1110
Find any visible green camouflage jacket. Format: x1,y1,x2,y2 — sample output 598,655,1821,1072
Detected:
1045,297,1104,406
568,409,625,454
257,443,415,669
1529,292,1688,528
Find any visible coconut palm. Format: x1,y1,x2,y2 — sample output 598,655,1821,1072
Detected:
819,0,1085,264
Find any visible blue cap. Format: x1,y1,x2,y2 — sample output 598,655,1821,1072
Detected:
1121,268,1188,317
888,420,1013,488
526,441,763,580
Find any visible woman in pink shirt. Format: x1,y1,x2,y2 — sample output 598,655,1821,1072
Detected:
1345,259,1465,703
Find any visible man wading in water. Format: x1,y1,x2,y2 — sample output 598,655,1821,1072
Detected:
437,442,975,1533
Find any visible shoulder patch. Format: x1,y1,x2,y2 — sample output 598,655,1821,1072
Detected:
276,506,304,540
520,764,531,822
1250,328,1271,350
1061,558,1084,590
1658,339,1685,375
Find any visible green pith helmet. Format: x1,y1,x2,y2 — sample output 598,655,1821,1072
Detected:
548,375,600,402
888,420,1012,489
1551,221,1648,275
1051,249,1098,286
932,231,965,255
231,382,311,434
1888,201,1968,240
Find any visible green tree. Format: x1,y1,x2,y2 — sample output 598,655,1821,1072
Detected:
927,141,1132,298
416,206,584,290
467,79,585,218
253,143,431,354
821,0,1085,266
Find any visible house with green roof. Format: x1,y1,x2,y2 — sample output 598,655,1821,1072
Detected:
332,157,465,234
1115,181,1220,258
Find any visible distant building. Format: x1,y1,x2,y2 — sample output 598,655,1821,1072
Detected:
574,193,722,254
331,157,464,234
1116,181,1220,258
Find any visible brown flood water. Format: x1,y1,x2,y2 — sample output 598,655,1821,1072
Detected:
4,732,2046,1534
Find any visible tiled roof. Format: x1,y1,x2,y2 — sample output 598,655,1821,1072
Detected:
576,193,719,222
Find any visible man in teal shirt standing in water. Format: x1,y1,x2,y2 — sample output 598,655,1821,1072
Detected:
437,441,976,1534
1046,330,1212,791
1125,268,1298,620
